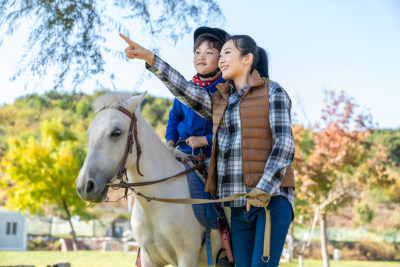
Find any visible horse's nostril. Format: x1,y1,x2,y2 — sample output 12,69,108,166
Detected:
86,180,95,194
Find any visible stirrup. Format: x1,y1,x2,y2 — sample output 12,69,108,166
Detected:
216,249,234,267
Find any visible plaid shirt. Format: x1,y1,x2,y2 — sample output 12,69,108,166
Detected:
146,55,294,210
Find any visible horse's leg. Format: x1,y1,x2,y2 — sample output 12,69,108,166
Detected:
140,251,163,267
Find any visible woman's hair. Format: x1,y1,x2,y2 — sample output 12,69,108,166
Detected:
229,35,269,78
194,35,224,52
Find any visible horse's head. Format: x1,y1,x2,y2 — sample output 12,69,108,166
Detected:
76,92,147,203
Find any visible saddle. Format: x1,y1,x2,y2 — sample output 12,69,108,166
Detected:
185,163,218,229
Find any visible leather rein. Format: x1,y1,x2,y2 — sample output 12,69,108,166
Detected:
107,106,204,194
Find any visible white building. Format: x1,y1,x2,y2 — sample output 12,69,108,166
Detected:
0,208,27,251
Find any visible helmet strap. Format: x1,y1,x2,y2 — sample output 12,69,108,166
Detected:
197,68,220,79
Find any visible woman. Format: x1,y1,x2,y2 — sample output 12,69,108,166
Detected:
120,33,295,267
166,27,229,172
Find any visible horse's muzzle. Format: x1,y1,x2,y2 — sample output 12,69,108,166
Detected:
76,177,109,203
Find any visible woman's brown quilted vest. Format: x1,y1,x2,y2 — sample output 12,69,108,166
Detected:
205,70,295,195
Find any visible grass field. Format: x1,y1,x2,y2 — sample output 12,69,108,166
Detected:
1,251,400,267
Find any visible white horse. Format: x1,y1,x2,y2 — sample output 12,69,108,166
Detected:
76,92,222,267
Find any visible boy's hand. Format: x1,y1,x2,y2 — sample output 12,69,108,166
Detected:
119,33,155,66
186,136,207,150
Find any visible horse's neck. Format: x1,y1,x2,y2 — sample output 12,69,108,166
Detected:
126,114,188,212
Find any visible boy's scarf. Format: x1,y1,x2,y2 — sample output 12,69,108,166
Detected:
192,74,220,88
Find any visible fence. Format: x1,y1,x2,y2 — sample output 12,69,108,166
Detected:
293,226,400,243
27,216,131,238
28,215,400,243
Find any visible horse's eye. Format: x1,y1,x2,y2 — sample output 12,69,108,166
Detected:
110,129,122,137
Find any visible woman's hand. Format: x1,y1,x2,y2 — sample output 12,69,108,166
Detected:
245,188,271,211
119,33,155,66
186,136,208,150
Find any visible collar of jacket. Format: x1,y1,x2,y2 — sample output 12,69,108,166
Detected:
216,70,265,99
206,76,226,94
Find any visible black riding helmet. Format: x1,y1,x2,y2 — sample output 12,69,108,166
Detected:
193,27,230,79
193,26,230,46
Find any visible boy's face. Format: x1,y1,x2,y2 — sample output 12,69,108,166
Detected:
193,41,220,75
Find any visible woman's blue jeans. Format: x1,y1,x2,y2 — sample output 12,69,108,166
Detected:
230,196,292,267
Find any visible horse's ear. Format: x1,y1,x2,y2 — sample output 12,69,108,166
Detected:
124,91,147,112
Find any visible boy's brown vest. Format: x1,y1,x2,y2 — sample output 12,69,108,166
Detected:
205,70,295,196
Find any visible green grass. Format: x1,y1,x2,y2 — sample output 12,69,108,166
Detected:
280,259,400,267
1,251,400,267
0,251,136,267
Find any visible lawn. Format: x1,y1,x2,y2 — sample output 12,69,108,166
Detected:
1,251,400,267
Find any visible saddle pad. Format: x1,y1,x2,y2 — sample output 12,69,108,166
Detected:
184,163,218,229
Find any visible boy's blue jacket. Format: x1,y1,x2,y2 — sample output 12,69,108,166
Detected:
165,76,225,157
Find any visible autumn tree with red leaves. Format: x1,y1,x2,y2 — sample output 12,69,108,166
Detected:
293,90,390,267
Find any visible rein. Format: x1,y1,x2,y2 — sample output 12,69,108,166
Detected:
108,160,204,189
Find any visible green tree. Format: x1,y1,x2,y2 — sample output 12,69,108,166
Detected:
0,118,90,250
354,203,374,226
14,94,49,109
76,98,92,118
141,96,173,127
368,129,400,166
0,0,222,89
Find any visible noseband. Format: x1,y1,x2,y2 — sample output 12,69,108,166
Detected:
116,106,143,179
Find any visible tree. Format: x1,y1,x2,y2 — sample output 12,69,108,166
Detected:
0,118,90,250
294,90,391,267
0,0,223,90
141,97,173,127
368,129,400,167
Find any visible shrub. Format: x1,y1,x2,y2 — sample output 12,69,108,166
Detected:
27,236,61,251
357,241,400,261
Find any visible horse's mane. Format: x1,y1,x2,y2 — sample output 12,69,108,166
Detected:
92,91,134,114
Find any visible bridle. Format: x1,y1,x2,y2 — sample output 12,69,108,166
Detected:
115,106,143,179
108,106,205,191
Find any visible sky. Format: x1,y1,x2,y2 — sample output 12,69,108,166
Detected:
0,0,399,129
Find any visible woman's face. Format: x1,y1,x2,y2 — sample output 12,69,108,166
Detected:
193,41,220,75
219,40,251,81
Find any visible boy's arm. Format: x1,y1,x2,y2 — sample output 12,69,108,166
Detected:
165,99,183,144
